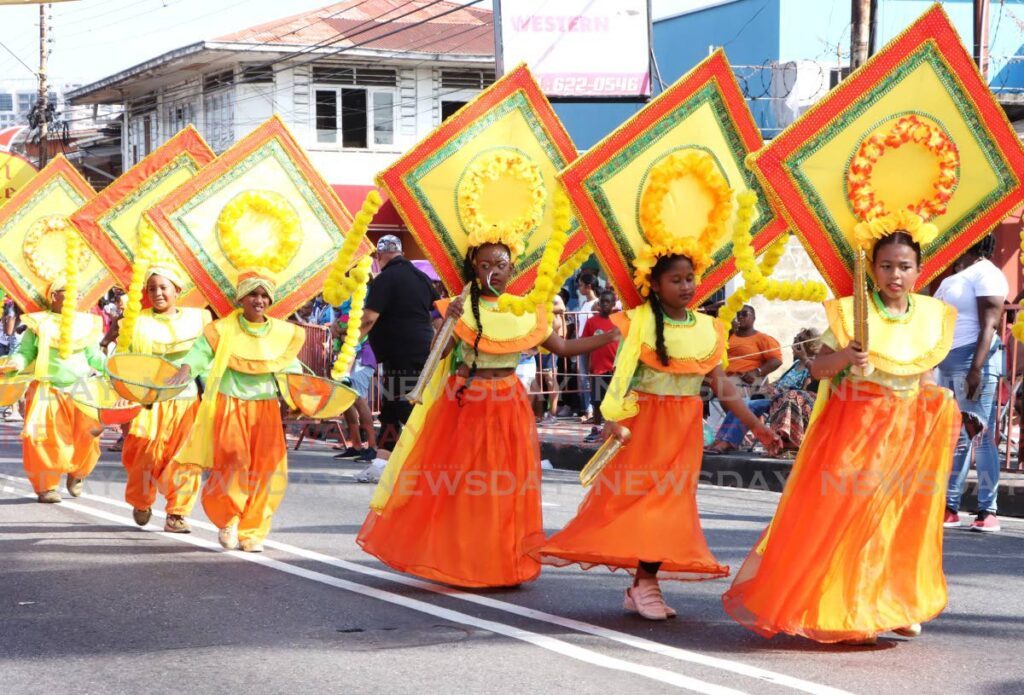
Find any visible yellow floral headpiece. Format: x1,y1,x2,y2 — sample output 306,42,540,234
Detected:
852,209,939,253
633,150,733,297
458,149,545,261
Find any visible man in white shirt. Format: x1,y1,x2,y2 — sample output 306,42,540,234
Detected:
934,234,1007,532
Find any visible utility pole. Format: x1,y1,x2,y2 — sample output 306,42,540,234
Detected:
37,3,49,169
974,0,991,79
850,0,872,69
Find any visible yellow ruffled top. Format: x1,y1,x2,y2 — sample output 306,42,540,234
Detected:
822,293,956,392
436,297,551,370
202,315,306,375
130,308,212,357
601,305,726,421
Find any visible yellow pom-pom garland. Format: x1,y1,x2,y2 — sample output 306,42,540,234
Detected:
323,190,382,307
717,190,828,356
329,256,373,381
497,188,572,317
58,228,81,360
115,218,159,354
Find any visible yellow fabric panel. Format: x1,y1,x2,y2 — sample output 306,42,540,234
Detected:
800,61,1001,251
824,293,954,375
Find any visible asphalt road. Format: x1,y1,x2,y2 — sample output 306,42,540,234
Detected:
1,421,1022,695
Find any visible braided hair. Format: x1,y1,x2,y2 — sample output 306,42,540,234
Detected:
455,249,484,407
647,254,690,367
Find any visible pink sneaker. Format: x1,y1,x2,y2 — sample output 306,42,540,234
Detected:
971,511,1000,533
942,508,961,528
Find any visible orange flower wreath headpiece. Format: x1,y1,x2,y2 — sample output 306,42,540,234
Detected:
633,150,734,297
847,114,958,251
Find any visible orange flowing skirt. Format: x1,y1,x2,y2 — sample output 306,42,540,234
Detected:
533,393,728,581
723,381,960,643
358,374,543,588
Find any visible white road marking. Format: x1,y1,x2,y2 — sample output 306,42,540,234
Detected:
0,471,849,695
0,481,747,695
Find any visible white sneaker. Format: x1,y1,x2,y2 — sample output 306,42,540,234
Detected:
355,459,386,483
218,524,239,550
239,539,264,553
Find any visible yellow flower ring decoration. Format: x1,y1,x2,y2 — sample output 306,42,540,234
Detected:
846,114,960,223
633,150,733,297
457,149,545,261
23,215,90,283
217,190,302,274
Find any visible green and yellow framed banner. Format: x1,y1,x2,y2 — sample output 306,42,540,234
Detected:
559,50,787,309
0,155,113,312
376,63,583,296
72,126,216,307
147,116,366,319
748,3,1024,297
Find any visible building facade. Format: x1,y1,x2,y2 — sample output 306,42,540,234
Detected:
66,0,495,253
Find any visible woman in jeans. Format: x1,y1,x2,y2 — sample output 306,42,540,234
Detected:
935,235,1007,533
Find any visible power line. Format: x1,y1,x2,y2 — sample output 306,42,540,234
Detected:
0,39,37,77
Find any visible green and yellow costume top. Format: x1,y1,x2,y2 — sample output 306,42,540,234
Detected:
436,297,552,371
9,312,105,388
820,293,956,393
601,304,727,422
179,313,304,401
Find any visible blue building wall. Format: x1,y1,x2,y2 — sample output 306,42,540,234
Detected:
555,0,779,149
556,0,1024,148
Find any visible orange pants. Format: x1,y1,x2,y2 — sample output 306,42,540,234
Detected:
201,395,288,543
122,399,200,516
22,383,100,494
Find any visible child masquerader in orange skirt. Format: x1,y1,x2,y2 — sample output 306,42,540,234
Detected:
167,270,304,552
358,234,619,589
1,281,105,503
532,248,781,621
723,218,960,645
116,262,211,533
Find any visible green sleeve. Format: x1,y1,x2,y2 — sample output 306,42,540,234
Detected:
84,344,106,372
10,330,38,372
180,335,215,378
282,358,303,375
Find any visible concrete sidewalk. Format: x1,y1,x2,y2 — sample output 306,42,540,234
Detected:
537,416,1024,518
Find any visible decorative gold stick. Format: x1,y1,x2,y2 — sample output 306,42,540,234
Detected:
852,249,873,376
407,283,472,405
579,426,631,487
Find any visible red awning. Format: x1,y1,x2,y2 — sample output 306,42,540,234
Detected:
331,184,404,228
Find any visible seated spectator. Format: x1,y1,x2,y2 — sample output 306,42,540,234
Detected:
706,328,821,455
725,304,782,392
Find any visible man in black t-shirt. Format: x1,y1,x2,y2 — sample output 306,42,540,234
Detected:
359,235,439,455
